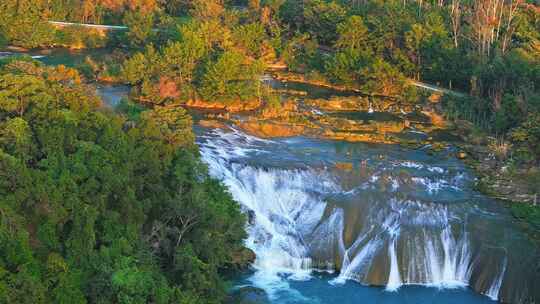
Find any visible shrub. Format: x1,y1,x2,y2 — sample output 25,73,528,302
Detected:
511,113,540,163
488,138,513,161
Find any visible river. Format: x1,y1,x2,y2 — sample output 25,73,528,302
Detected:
6,48,539,303
195,126,538,304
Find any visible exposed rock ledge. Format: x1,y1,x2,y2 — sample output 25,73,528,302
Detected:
186,99,262,112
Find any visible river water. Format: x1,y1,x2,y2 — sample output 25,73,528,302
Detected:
196,127,539,304
5,48,539,303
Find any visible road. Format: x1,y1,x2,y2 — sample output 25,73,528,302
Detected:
49,21,128,31
409,80,466,97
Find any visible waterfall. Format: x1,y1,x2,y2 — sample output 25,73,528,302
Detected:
386,237,402,291
486,256,507,301
199,129,337,296
199,129,476,287
212,163,330,277
197,127,537,303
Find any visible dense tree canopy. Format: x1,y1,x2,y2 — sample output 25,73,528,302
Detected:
0,61,246,304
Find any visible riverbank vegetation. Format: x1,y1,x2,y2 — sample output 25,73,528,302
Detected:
0,60,247,303
70,0,537,154
2,1,538,132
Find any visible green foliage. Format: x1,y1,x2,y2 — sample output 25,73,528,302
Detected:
0,118,35,162
121,18,266,104
116,99,146,121
123,10,156,49
360,58,406,97
199,50,264,101
303,0,346,45
0,0,55,48
324,49,370,86
493,94,524,134
140,105,194,149
53,26,108,49
511,203,540,237
0,33,7,49
233,23,268,58
335,16,369,52
511,114,540,163
122,51,152,85
189,0,224,21
0,62,246,304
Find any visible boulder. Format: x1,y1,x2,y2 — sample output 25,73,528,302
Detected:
457,151,467,159
231,247,256,270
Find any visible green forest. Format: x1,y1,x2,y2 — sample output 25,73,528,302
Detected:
0,60,247,303
1,0,540,303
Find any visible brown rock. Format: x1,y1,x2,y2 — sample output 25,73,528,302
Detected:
421,110,447,128
428,93,442,103
335,162,354,171
238,121,305,138
198,119,228,130
231,247,256,269
186,99,262,112
260,100,297,119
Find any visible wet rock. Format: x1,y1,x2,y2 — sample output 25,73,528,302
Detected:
260,100,297,119
305,96,365,111
270,88,308,96
199,119,229,130
186,99,262,112
231,247,256,270
273,71,361,94
322,130,395,144
430,142,447,152
247,209,256,225
421,110,447,128
227,286,270,304
335,162,354,171
428,93,442,103
238,121,306,138
404,119,411,128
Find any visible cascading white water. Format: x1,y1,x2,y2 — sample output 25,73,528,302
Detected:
197,128,525,302
199,129,339,297
486,256,507,301
386,237,402,291
420,226,472,288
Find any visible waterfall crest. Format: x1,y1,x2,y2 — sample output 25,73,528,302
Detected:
198,128,539,303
